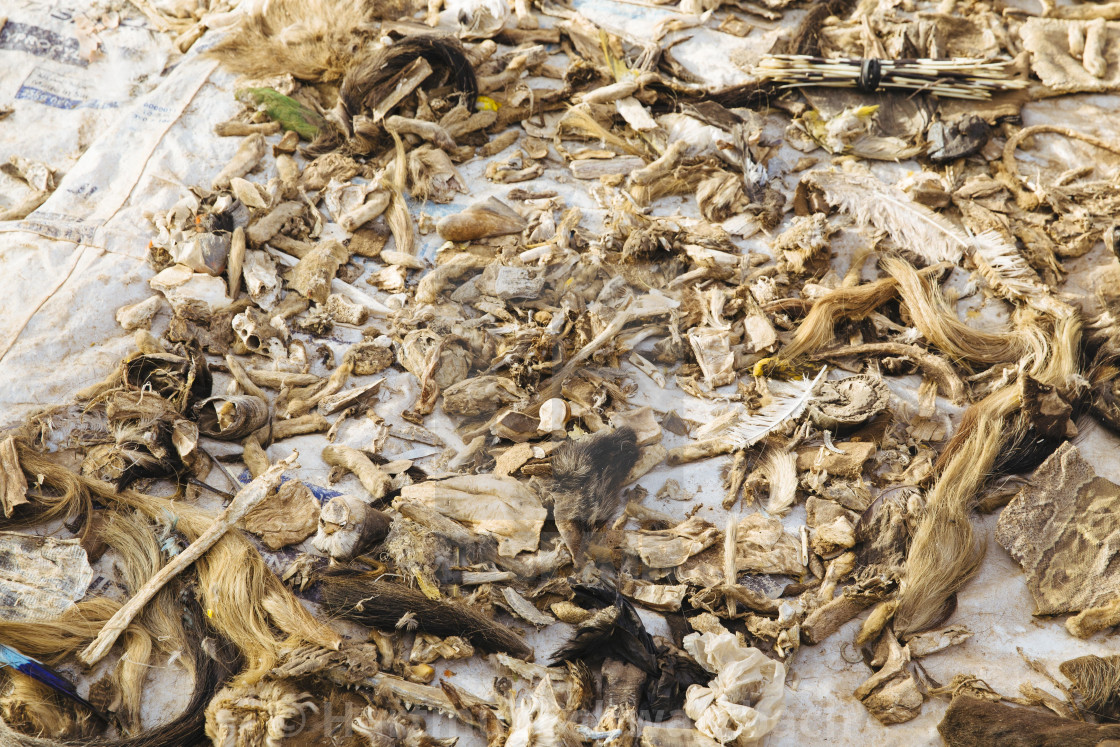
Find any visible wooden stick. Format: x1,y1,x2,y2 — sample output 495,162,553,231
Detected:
78,452,298,666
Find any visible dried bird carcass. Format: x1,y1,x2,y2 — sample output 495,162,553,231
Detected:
204,679,317,747
352,704,458,747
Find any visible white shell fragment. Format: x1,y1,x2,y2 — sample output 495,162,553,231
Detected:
115,295,164,330
537,398,569,435
150,263,232,312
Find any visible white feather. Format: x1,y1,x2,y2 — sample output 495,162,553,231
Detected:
804,169,967,264
728,367,827,449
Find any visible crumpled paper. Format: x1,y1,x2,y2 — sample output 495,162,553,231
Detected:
682,631,786,745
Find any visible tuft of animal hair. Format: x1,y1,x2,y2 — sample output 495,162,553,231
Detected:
205,0,392,82
728,367,826,449
883,256,1040,367
547,427,640,562
0,600,235,747
1059,655,1120,720
10,443,340,686
762,446,799,516
893,411,1004,635
340,35,479,117
780,277,903,360
316,568,533,659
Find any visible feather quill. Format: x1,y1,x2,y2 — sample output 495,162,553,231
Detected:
728,367,827,449
0,642,103,719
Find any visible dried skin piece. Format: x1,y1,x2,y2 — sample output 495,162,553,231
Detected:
399,329,471,390
0,437,28,518
735,513,805,575
397,475,547,556
996,442,1120,616
0,533,93,622
854,636,923,725
436,197,527,241
441,375,525,416
241,479,320,550
938,695,1120,746
407,146,467,203
682,631,785,745
621,516,721,569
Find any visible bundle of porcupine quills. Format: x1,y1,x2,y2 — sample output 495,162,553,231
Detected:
5,0,1120,745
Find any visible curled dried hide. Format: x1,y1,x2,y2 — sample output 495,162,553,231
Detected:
311,494,392,563
682,632,785,745
545,427,640,563
808,375,890,431
441,375,525,416
195,395,269,440
241,480,320,550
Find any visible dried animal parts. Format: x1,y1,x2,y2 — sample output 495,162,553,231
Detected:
317,569,532,659
545,427,640,563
